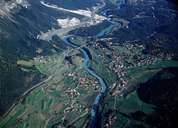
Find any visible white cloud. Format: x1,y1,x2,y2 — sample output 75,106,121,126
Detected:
40,1,106,25
37,1,107,41
57,17,81,28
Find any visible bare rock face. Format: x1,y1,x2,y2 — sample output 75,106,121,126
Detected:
0,0,29,17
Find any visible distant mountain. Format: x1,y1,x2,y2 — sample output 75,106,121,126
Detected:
125,0,143,4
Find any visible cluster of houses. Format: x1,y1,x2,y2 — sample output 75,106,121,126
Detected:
34,56,59,64
90,38,167,97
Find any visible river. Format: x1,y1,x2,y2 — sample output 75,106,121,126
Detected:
63,36,108,128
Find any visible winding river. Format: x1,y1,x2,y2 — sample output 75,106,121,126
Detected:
63,36,108,128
